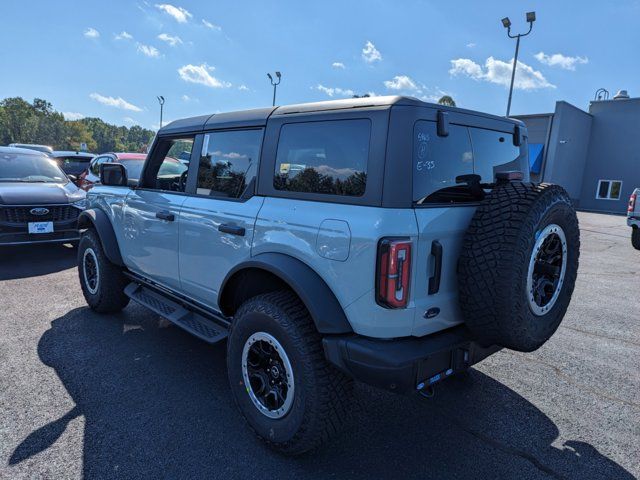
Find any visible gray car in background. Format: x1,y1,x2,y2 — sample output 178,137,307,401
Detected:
0,147,86,245
50,151,96,183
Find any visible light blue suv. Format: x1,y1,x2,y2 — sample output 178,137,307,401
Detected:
77,96,580,454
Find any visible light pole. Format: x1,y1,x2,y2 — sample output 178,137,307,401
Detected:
157,96,165,128
502,11,536,117
267,72,281,106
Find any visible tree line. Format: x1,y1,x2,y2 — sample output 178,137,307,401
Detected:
0,97,155,153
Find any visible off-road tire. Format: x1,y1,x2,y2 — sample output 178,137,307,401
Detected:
227,290,353,455
458,182,580,352
78,229,130,313
632,227,640,250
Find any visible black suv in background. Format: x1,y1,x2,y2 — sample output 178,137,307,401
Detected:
0,146,86,246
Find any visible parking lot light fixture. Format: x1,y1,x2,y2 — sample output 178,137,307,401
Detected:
503,11,536,117
267,72,282,106
157,96,165,129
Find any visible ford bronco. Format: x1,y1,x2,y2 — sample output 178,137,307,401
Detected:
77,96,580,454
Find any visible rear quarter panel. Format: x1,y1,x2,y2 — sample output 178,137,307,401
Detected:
253,197,419,338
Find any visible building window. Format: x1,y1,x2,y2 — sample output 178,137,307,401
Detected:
596,180,623,200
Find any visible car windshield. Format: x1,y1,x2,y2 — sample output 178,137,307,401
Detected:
0,152,68,183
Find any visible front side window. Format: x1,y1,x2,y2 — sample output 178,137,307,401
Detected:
413,121,474,204
144,137,192,191
0,152,67,183
196,129,263,199
596,180,622,200
469,128,523,183
274,119,370,197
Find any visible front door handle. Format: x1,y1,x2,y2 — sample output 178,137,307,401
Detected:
219,223,245,236
155,210,175,222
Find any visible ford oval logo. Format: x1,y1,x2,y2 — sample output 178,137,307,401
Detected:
30,207,49,216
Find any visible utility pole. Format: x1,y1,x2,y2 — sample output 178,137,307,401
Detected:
502,12,536,117
267,72,282,106
157,96,165,128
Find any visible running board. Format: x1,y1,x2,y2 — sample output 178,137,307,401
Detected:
124,283,228,344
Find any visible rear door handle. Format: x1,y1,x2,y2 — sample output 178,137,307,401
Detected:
428,240,443,295
219,223,245,236
155,210,175,222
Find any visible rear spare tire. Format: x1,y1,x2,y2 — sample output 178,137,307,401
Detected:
458,182,580,352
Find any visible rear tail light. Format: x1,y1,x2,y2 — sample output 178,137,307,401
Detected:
629,192,637,214
376,238,412,308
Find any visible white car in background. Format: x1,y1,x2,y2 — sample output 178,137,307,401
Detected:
628,188,640,250
8,143,54,156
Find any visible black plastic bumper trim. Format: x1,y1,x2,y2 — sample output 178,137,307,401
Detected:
323,325,500,393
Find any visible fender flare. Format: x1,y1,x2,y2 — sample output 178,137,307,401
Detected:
219,253,353,334
77,209,124,266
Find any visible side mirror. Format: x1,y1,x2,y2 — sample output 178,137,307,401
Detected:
437,110,449,137
100,163,128,186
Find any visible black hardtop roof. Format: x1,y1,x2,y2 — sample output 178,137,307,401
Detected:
158,95,521,135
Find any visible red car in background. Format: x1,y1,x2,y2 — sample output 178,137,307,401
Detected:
78,152,185,191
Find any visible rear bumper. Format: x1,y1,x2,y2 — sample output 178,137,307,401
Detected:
323,325,500,394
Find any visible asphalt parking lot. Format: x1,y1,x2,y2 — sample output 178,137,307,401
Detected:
0,211,638,479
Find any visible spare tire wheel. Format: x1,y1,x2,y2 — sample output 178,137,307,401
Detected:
458,182,580,352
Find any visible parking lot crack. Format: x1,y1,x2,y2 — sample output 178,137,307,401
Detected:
440,410,567,480
510,353,640,409
560,325,640,348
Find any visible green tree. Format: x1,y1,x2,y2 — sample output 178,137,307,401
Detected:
437,95,456,107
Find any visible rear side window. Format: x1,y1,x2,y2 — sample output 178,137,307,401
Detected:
469,128,523,183
274,119,370,197
413,121,474,204
197,129,263,199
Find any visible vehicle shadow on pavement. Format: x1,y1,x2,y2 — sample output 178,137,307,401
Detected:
9,306,635,480
0,244,77,281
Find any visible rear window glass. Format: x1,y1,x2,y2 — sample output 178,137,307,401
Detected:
469,128,523,183
413,121,474,203
274,119,370,197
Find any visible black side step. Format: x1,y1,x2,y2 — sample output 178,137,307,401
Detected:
124,283,228,344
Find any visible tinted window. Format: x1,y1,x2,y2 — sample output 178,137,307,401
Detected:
196,129,263,198
148,137,193,191
274,119,370,197
469,128,523,183
413,121,473,203
0,152,67,183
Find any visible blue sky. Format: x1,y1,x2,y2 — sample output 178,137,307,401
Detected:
1,0,638,130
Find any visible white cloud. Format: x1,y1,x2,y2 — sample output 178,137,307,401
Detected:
466,42,476,48
332,62,345,69
114,31,133,41
534,51,588,71
63,112,85,121
157,33,182,46
181,94,191,101
137,43,160,57
155,3,192,23
384,75,418,91
202,19,222,30
238,85,249,91
449,57,555,90
362,41,382,63
89,93,142,111
178,63,231,88
84,27,100,39
315,84,355,97
123,117,137,125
